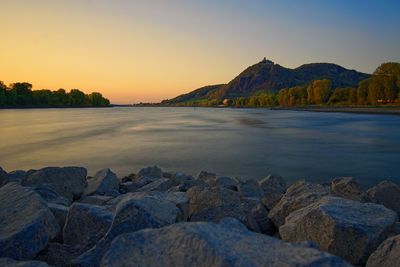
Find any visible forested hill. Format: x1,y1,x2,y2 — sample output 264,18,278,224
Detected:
163,58,370,105
0,82,110,108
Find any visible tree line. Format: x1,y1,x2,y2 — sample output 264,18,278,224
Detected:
0,82,110,107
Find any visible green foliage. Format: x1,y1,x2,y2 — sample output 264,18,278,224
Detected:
0,81,110,107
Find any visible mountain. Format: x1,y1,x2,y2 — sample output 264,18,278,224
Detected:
164,58,370,103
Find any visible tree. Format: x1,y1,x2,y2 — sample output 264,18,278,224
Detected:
11,82,33,105
357,79,369,105
69,89,86,106
0,81,7,105
313,79,331,104
278,89,289,107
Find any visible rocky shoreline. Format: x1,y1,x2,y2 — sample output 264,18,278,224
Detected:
0,166,399,267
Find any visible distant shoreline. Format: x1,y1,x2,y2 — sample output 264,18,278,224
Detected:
272,106,400,116
0,105,114,110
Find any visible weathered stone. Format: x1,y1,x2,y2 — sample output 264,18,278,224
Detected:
0,167,8,187
279,196,398,266
331,177,364,201
0,258,49,267
7,170,27,184
188,186,246,223
47,203,69,242
22,167,87,202
259,174,287,209
168,179,208,192
268,180,330,227
366,235,400,267
119,181,140,193
78,195,114,206
101,221,351,267
33,185,71,206
164,192,189,221
237,177,263,199
209,176,238,191
137,178,176,192
138,165,163,180
63,203,113,251
35,243,82,267
197,170,217,185
0,183,59,260
85,168,119,196
367,180,400,216
169,172,194,184
251,203,277,235
74,193,180,266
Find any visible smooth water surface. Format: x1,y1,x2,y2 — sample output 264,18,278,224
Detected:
1,107,399,188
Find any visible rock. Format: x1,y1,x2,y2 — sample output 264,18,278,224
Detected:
0,183,59,260
78,195,115,206
164,192,189,221
197,171,217,185
331,177,364,201
0,258,49,267
138,165,163,180
250,203,277,235
7,170,27,184
33,185,71,206
0,167,8,187
22,167,87,202
236,177,263,199
63,203,113,251
209,176,238,191
168,179,208,192
119,181,139,193
187,186,246,223
47,203,69,242
169,172,194,184
259,174,287,209
137,178,176,192
268,180,330,227
279,196,398,266
366,235,400,267
367,180,400,216
35,243,82,267
101,221,351,267
85,168,119,197
74,193,180,266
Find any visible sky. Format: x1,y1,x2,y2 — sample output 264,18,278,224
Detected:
1,0,399,104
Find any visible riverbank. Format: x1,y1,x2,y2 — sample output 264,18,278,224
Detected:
1,165,399,266
272,106,400,115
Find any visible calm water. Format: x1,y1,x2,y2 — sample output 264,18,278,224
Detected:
1,107,399,188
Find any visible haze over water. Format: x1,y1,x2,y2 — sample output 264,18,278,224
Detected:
1,107,399,188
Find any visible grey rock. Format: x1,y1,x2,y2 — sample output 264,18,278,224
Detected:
35,243,82,267
137,178,176,192
78,195,115,206
168,179,208,192
197,170,217,185
366,235,400,267
251,203,277,235
47,203,69,242
33,185,71,206
237,177,263,199
367,180,400,216
0,258,49,267
101,221,351,267
85,168,119,196
268,180,330,227
169,172,194,184
7,170,27,184
63,203,113,251
0,183,59,260
119,181,140,193
279,196,398,266
0,167,8,187
210,176,238,191
164,192,189,221
74,193,179,266
22,167,87,202
331,177,364,202
138,165,163,180
259,174,287,209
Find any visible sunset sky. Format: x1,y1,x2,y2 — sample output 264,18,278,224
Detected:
1,0,399,104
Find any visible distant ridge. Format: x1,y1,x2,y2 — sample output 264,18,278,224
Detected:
164,58,370,104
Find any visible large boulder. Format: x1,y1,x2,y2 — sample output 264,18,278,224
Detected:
22,167,87,202
78,195,114,206
35,243,82,267
0,183,59,260
0,167,8,186
63,203,113,251
279,196,398,266
168,179,208,192
187,186,246,223
236,177,263,199
47,203,69,242
259,174,287,209
209,176,238,191
6,170,27,184
74,193,180,266
0,258,49,267
138,165,163,180
101,220,351,267
137,178,176,192
250,203,277,235
197,171,217,185
84,168,119,196
268,180,330,227
33,185,71,206
366,235,400,267
331,177,364,202
367,180,400,216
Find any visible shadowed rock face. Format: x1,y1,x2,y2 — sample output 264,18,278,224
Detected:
367,180,400,216
279,196,398,266
258,174,287,210
101,220,352,267
367,235,400,267
0,183,59,260
0,258,50,267
85,168,119,196
331,177,365,202
22,167,87,202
